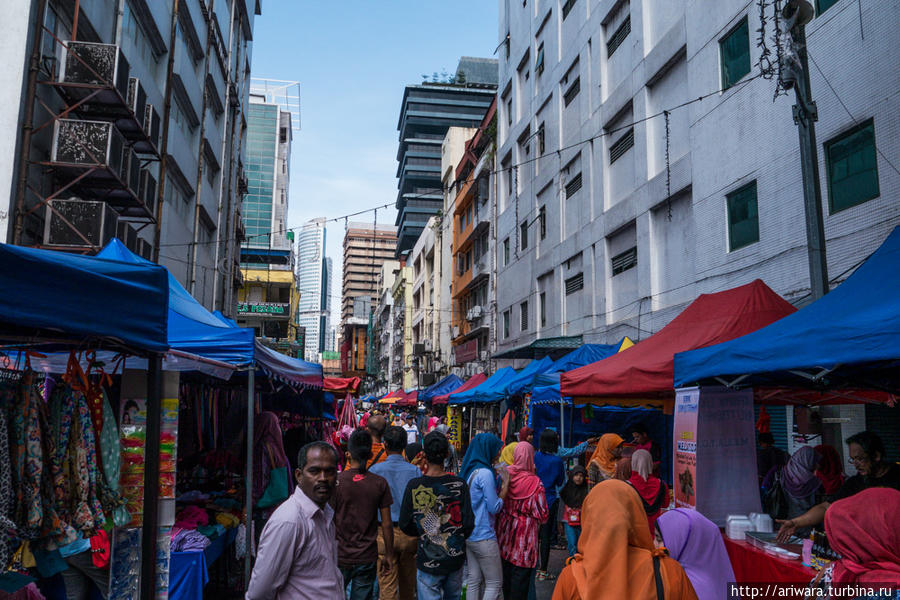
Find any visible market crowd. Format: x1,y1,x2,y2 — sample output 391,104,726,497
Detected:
245,409,900,600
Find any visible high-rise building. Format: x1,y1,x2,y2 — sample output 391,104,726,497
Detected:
340,222,397,377
2,0,262,313
236,91,299,352
394,57,498,256
297,218,328,361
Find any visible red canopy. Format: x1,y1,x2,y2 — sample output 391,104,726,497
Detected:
396,390,418,407
324,376,361,395
561,280,796,402
433,373,488,405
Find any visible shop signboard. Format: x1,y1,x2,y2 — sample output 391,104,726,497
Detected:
447,406,463,450
673,387,699,509
236,302,290,319
454,339,478,365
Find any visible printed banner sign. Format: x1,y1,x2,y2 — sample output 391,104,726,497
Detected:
673,387,699,508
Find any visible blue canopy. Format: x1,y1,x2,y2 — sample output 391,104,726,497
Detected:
0,242,169,353
253,340,323,390
449,367,517,405
97,239,255,365
674,227,900,391
531,342,625,405
500,356,556,397
420,374,464,402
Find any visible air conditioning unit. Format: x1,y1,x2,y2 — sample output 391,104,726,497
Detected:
480,351,488,362
62,41,130,98
122,148,141,194
451,326,460,338
52,119,125,173
471,305,483,319
136,238,153,260
116,220,137,251
465,309,474,322
143,104,161,148
138,169,157,215
126,78,147,126
423,339,433,352
43,199,118,248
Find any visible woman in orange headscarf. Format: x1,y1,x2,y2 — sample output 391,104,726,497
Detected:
588,433,624,487
552,480,698,600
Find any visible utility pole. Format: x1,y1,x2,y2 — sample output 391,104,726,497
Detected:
783,0,829,299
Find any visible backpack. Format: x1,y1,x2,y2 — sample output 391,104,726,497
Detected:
763,468,789,520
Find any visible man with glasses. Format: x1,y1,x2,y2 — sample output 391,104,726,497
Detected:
776,431,900,542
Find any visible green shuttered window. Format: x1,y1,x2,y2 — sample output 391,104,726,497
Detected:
825,120,880,214
727,181,759,251
720,17,750,90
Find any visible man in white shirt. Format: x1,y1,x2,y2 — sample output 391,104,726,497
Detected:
246,442,343,600
402,414,419,445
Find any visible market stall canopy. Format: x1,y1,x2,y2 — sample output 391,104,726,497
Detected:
0,242,169,353
420,374,465,402
433,372,487,405
97,239,254,365
254,340,323,389
674,227,900,394
397,390,418,407
561,280,796,403
450,367,517,405
500,356,556,398
532,339,633,405
492,335,584,360
324,376,361,395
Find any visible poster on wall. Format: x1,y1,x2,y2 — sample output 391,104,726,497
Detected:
673,387,699,508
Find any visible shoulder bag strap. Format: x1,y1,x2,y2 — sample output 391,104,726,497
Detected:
653,555,665,600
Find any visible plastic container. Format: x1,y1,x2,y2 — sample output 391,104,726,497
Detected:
725,516,753,540
753,514,774,533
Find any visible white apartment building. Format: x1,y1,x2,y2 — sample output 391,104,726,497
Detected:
374,260,401,393
409,217,443,373
494,0,900,356
297,218,328,361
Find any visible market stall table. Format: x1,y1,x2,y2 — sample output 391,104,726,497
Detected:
723,534,816,598
169,528,239,600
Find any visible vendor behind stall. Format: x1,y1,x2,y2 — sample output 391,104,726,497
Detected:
777,431,900,542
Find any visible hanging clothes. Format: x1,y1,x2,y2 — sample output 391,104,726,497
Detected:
0,394,15,573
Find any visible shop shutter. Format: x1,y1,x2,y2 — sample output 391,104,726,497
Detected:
754,404,789,452
865,403,900,463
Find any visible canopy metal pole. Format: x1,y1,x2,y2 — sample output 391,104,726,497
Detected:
140,355,162,600
560,398,565,448
244,368,255,586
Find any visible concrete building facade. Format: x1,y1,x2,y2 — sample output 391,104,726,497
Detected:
394,57,499,256
372,260,401,394
3,0,262,313
494,0,900,359
391,264,414,390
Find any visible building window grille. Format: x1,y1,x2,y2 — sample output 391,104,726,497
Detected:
720,17,750,89
606,15,631,58
726,181,759,251
611,247,637,275
609,128,634,164
825,120,879,214
521,301,529,331
565,273,584,295
563,77,580,107
562,0,577,20
565,172,583,198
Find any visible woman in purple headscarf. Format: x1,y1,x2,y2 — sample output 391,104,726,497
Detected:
656,509,736,600
772,445,823,534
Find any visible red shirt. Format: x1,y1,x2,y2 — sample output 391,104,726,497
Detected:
496,490,549,568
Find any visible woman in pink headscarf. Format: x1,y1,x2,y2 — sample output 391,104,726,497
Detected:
495,442,549,600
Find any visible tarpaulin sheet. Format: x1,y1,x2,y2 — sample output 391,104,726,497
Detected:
323,377,361,395
450,367,517,405
434,373,487,405
254,340,323,389
420,374,464,402
531,342,627,404
501,356,556,398
561,280,796,400
674,227,900,391
97,239,253,364
0,241,169,353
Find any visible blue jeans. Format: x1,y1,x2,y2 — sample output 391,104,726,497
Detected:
340,562,377,600
565,523,582,557
416,568,463,600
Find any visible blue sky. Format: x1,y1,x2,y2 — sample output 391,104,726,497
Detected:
250,1,498,305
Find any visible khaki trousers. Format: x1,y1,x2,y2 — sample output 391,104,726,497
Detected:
377,527,417,600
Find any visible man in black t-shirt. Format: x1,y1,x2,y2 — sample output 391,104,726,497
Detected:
334,429,395,600
399,431,475,600
776,430,900,542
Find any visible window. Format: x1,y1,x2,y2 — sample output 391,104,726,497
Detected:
726,181,759,251
606,15,631,58
503,310,511,338
535,43,545,75
562,0,576,20
520,221,529,250
565,273,584,295
565,172,583,198
521,301,529,331
537,122,546,154
539,292,547,327
505,161,513,198
539,206,547,239
503,238,510,265
563,77,581,107
816,0,839,14
720,17,750,90
611,247,638,275
280,127,287,143
506,97,513,126
825,120,879,213
609,128,635,164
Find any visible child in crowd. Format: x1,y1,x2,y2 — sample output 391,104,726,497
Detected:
558,466,589,557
